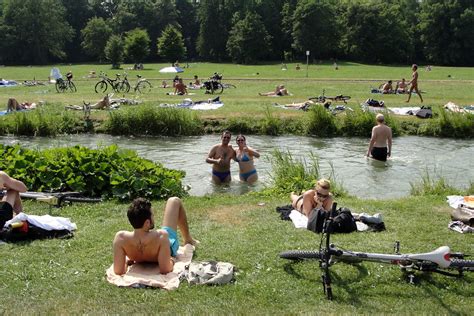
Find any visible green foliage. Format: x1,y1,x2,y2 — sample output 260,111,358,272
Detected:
340,107,375,137
260,106,281,135
157,25,187,63
265,149,347,198
226,12,271,64
305,105,337,137
0,0,73,64
105,105,203,136
124,28,150,63
421,110,474,138
0,144,187,200
410,169,463,196
104,34,124,69
81,17,113,61
292,0,340,59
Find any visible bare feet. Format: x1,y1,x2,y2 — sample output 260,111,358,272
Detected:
185,238,200,247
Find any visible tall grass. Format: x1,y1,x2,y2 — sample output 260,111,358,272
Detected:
420,110,474,138
105,105,203,136
410,169,464,196
265,148,347,197
305,105,337,136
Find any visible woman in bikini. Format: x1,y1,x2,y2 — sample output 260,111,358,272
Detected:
290,178,334,217
234,134,260,184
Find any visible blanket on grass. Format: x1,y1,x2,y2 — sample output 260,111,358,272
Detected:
106,244,194,290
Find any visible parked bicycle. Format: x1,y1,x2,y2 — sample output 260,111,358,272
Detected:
280,203,474,300
309,89,351,104
0,190,102,208
132,74,152,93
55,72,76,93
94,72,129,94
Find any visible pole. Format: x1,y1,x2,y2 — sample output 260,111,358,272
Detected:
306,50,310,78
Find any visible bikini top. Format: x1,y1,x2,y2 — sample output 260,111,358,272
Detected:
235,152,251,162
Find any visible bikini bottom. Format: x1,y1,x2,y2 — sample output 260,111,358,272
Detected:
239,169,257,181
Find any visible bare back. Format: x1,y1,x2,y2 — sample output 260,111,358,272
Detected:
371,124,392,147
115,230,165,263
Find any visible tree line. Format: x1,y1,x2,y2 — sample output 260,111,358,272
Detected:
0,0,472,66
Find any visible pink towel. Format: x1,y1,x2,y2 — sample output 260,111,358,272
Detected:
106,244,194,290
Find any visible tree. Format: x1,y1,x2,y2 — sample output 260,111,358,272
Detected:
104,35,124,69
157,25,186,63
81,17,113,61
196,0,230,60
0,0,73,64
292,0,340,60
124,28,150,63
226,12,271,64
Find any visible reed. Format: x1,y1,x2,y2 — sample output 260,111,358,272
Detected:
410,169,463,196
420,109,474,138
305,105,337,136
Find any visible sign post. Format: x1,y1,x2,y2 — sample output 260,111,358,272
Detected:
306,50,310,78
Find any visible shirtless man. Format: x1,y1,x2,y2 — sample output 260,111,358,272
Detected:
367,114,392,162
396,78,407,94
0,171,27,228
113,197,197,275
406,64,423,103
174,78,187,95
381,80,393,94
206,131,235,184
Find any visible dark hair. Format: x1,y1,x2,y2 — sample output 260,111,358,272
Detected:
236,134,246,141
127,198,152,229
222,130,231,137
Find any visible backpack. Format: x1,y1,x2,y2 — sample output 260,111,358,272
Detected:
0,222,73,242
415,106,432,118
365,99,384,107
307,207,357,234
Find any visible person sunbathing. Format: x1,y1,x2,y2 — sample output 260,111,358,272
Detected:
113,197,198,275
0,171,27,228
395,78,407,94
259,85,288,96
290,178,334,217
380,80,393,94
174,78,188,95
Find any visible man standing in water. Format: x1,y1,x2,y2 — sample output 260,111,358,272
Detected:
367,114,392,162
206,131,235,184
406,64,423,103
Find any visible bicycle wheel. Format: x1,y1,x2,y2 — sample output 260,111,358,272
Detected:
136,80,152,94
117,81,130,93
68,81,77,92
224,83,237,89
280,250,322,260
449,259,474,270
55,81,66,93
63,196,102,203
95,81,108,93
215,82,224,94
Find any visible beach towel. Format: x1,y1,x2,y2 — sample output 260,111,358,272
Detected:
106,244,194,290
184,261,235,285
389,107,421,116
166,92,196,96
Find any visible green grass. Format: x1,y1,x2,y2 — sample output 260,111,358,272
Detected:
0,193,472,314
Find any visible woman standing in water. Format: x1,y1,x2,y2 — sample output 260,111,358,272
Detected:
234,135,260,184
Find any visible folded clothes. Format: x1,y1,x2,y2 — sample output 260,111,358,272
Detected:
448,221,474,234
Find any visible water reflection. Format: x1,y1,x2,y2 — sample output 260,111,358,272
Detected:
1,134,472,199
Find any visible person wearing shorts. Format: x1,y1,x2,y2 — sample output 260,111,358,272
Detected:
113,197,198,275
367,114,392,161
0,171,27,228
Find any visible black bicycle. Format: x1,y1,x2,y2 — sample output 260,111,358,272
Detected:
55,77,76,93
94,72,129,94
280,203,474,300
309,90,351,104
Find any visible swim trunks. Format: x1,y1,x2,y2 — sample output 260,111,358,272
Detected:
212,170,231,182
240,169,257,181
371,147,388,161
0,201,13,229
161,226,179,257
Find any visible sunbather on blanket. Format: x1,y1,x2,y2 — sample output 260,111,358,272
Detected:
290,178,334,217
113,197,198,275
0,171,27,228
380,80,394,94
6,98,37,112
66,95,111,111
259,85,288,96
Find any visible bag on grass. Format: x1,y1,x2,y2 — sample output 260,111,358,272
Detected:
307,207,357,234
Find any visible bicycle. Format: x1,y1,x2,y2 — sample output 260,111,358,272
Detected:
280,203,474,300
203,73,224,94
55,77,76,93
309,89,351,104
132,74,152,94
94,72,129,94
1,190,102,208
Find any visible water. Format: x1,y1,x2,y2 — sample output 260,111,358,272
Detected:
1,134,472,199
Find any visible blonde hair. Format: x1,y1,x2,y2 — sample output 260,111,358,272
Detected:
376,113,385,123
316,178,331,190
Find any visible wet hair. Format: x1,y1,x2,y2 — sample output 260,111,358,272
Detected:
316,178,331,190
376,113,385,123
127,198,152,229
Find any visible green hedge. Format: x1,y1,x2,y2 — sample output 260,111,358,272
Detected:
0,144,187,201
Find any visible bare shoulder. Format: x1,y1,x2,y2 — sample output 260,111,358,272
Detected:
114,230,132,242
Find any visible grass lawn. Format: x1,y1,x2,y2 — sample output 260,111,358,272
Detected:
1,62,473,121
0,193,473,314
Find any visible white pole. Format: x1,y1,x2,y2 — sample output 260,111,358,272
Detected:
306,50,310,78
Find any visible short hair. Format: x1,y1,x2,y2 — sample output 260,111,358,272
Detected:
127,198,152,229
376,113,385,123
316,178,331,190
222,130,231,137
388,80,392,84
412,64,418,69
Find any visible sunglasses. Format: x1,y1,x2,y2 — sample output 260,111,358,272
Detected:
223,136,231,139
236,139,244,142
316,191,329,199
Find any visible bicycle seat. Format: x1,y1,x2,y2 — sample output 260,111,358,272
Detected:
136,75,142,78
407,246,451,268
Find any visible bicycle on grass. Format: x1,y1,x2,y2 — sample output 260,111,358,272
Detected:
280,203,474,300
94,72,129,94
132,74,152,93
1,191,102,208
309,89,351,104
55,77,76,93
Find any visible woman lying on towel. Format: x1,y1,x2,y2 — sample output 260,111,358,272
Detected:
290,178,334,217
259,85,288,96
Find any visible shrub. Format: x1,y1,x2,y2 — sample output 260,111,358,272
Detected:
306,105,337,136
421,110,474,138
410,169,462,196
0,144,187,201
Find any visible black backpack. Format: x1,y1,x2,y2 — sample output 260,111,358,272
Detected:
415,106,432,118
0,222,73,242
307,207,357,234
